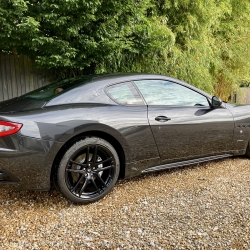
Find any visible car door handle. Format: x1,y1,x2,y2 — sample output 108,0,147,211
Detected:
155,116,171,122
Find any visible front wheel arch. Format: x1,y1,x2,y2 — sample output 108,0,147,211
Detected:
245,142,250,157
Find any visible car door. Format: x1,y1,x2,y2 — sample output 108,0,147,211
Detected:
134,79,235,164
105,81,161,171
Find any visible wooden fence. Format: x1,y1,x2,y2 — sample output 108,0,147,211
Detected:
0,54,51,102
236,87,250,105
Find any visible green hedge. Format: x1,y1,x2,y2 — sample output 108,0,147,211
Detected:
1,0,250,100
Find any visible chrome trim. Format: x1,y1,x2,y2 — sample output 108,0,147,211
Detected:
0,148,17,152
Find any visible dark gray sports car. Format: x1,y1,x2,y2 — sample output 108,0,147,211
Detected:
0,73,249,204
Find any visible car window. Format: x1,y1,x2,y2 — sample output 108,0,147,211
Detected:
106,82,144,105
134,80,209,106
23,76,93,101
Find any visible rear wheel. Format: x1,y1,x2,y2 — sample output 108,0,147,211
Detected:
56,137,120,204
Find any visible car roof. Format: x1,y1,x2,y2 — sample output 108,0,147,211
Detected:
46,73,212,107
91,73,176,83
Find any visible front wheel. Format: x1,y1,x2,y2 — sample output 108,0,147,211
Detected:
245,142,250,158
56,137,120,204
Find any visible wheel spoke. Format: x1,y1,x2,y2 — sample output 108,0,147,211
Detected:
94,165,114,172
92,145,98,163
71,174,85,192
86,146,89,163
69,160,87,168
66,169,83,173
95,157,112,166
94,173,107,187
79,178,89,197
90,178,100,194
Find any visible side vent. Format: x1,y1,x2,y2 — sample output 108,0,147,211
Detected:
0,170,19,183
236,125,250,128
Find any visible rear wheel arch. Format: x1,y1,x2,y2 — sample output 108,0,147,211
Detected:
50,131,126,187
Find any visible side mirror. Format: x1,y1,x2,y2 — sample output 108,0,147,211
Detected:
211,96,222,108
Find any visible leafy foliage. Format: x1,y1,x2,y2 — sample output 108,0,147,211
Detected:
0,0,250,99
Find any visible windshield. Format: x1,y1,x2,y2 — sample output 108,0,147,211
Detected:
23,76,93,101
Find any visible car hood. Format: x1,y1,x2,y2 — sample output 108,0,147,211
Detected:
227,103,250,123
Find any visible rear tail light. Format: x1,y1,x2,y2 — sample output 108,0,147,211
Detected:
0,121,23,137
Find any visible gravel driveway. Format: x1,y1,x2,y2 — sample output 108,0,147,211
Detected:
0,157,250,249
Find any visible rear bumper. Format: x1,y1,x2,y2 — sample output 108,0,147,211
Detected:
0,134,63,190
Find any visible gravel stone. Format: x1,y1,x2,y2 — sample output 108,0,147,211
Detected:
0,157,250,249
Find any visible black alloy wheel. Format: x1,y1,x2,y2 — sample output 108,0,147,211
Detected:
56,137,120,204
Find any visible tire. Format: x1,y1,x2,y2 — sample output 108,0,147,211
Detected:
245,142,250,158
56,137,120,204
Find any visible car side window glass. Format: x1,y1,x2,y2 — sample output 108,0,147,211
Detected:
134,80,209,106
106,82,144,105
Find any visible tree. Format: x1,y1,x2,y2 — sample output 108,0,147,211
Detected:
0,0,156,74
0,0,250,99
